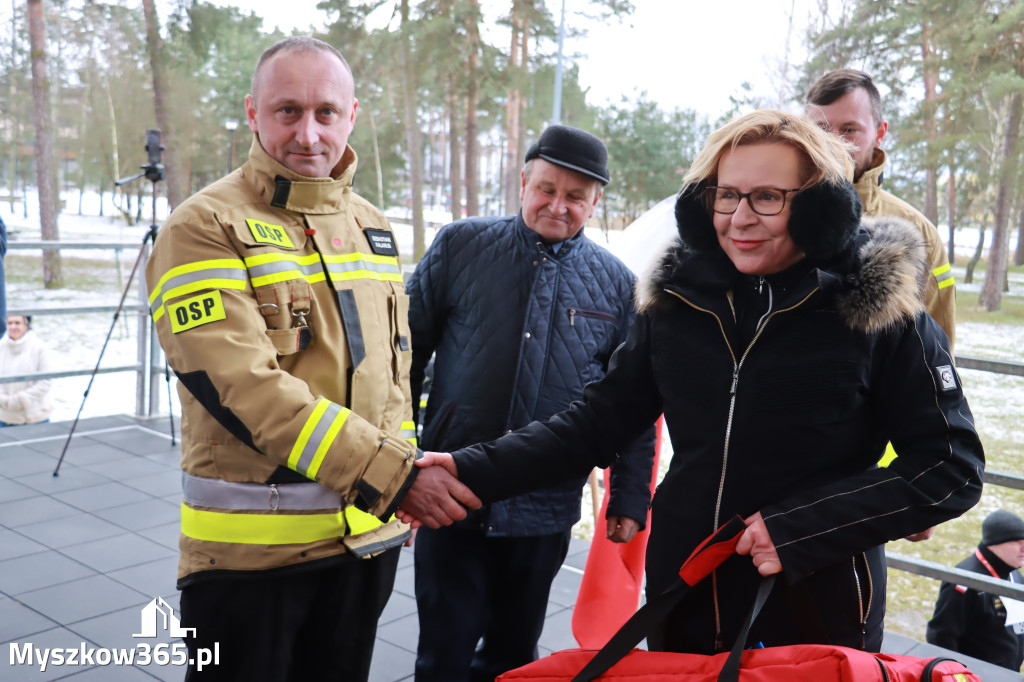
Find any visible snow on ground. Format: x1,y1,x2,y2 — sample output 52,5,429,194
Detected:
1,190,1021,434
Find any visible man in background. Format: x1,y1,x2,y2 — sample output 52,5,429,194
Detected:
806,68,955,347
927,510,1024,671
407,124,656,681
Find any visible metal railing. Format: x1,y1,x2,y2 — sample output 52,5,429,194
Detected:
3,239,160,418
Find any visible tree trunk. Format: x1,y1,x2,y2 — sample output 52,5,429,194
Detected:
448,82,461,223
463,0,481,217
979,92,1023,312
141,0,184,209
502,1,524,214
27,0,62,288
964,219,985,285
920,26,939,225
401,0,425,261
946,164,956,264
1014,199,1024,267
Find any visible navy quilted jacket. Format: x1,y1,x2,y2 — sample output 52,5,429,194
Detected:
408,213,656,536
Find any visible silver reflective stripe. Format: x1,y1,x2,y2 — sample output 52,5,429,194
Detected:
182,472,342,511
246,259,324,282
293,402,346,476
326,260,401,277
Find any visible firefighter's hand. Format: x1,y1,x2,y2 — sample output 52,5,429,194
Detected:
736,512,782,576
606,516,640,543
396,452,481,529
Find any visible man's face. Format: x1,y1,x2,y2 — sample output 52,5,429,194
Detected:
989,539,1024,569
245,49,358,178
520,159,601,243
807,87,886,181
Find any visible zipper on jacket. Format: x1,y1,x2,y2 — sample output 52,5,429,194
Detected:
665,282,819,648
874,657,890,682
852,552,874,650
568,308,617,326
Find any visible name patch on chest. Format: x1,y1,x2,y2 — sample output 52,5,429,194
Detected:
363,228,398,256
169,291,227,333
246,218,295,248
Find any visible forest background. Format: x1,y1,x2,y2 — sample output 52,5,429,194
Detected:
2,0,1023,315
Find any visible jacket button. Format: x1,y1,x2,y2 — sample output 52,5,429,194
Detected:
524,332,531,339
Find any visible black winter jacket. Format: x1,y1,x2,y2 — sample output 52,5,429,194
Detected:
408,213,656,536
451,213,984,653
927,545,1024,670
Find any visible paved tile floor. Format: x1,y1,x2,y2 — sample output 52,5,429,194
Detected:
1,416,1018,681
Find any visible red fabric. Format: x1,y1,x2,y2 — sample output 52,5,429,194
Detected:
572,417,664,649
678,516,746,586
497,645,981,682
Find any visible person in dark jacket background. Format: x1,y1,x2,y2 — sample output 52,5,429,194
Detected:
927,510,1024,671
402,110,984,657
407,124,656,681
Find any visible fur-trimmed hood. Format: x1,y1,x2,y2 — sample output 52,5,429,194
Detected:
637,215,930,335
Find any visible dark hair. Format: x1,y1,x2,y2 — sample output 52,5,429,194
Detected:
806,69,884,126
251,37,352,99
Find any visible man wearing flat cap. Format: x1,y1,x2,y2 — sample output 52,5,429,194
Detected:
407,124,656,680
927,510,1024,670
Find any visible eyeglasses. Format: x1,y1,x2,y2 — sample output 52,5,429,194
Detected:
706,186,801,216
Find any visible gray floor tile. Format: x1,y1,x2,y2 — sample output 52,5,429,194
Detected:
119,471,181,498
87,457,176,482
375,612,418,656
16,574,150,626
547,564,584,608
135,522,180,552
537,606,576,655
380,590,417,626
0,550,96,595
48,440,137,467
107,556,178,600
88,429,176,457
0,495,81,529
94,499,178,532
0,527,48,561
61,534,176,573
15,467,113,495
0,453,62,478
53,482,153,513
17,514,126,549
0,597,59,642
368,639,416,682
0,477,39,503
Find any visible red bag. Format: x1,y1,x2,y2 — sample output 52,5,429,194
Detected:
499,517,980,682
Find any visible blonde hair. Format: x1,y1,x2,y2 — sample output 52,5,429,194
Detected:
683,109,854,189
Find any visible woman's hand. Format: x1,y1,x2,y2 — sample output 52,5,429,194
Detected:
735,512,782,576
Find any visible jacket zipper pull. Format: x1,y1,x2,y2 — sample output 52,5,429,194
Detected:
569,309,575,326
730,367,740,396
757,276,765,294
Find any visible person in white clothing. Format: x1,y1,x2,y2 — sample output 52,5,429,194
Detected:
0,315,52,426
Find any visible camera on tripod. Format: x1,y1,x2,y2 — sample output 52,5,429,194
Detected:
117,129,165,186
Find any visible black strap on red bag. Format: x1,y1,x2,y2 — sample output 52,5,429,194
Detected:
572,515,765,682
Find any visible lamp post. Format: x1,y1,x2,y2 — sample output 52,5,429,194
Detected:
225,119,239,174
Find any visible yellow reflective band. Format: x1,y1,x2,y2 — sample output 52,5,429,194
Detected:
181,503,346,544
244,252,326,287
245,218,295,248
168,290,227,333
344,507,392,535
322,252,403,283
932,263,955,289
288,399,350,479
149,258,247,322
878,442,898,468
401,420,417,448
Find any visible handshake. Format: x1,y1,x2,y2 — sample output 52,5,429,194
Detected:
396,452,482,529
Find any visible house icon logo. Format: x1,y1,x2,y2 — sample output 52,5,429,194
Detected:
133,597,196,638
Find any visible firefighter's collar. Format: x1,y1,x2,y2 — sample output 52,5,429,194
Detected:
247,138,357,215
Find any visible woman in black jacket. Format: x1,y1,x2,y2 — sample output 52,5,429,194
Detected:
400,110,985,656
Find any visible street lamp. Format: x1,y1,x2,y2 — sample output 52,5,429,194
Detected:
225,119,239,174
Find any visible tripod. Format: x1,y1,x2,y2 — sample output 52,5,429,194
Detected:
54,132,176,476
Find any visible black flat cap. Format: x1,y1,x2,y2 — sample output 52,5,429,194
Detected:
524,125,609,185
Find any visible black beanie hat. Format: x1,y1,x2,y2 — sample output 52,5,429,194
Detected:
525,125,610,185
982,509,1024,546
